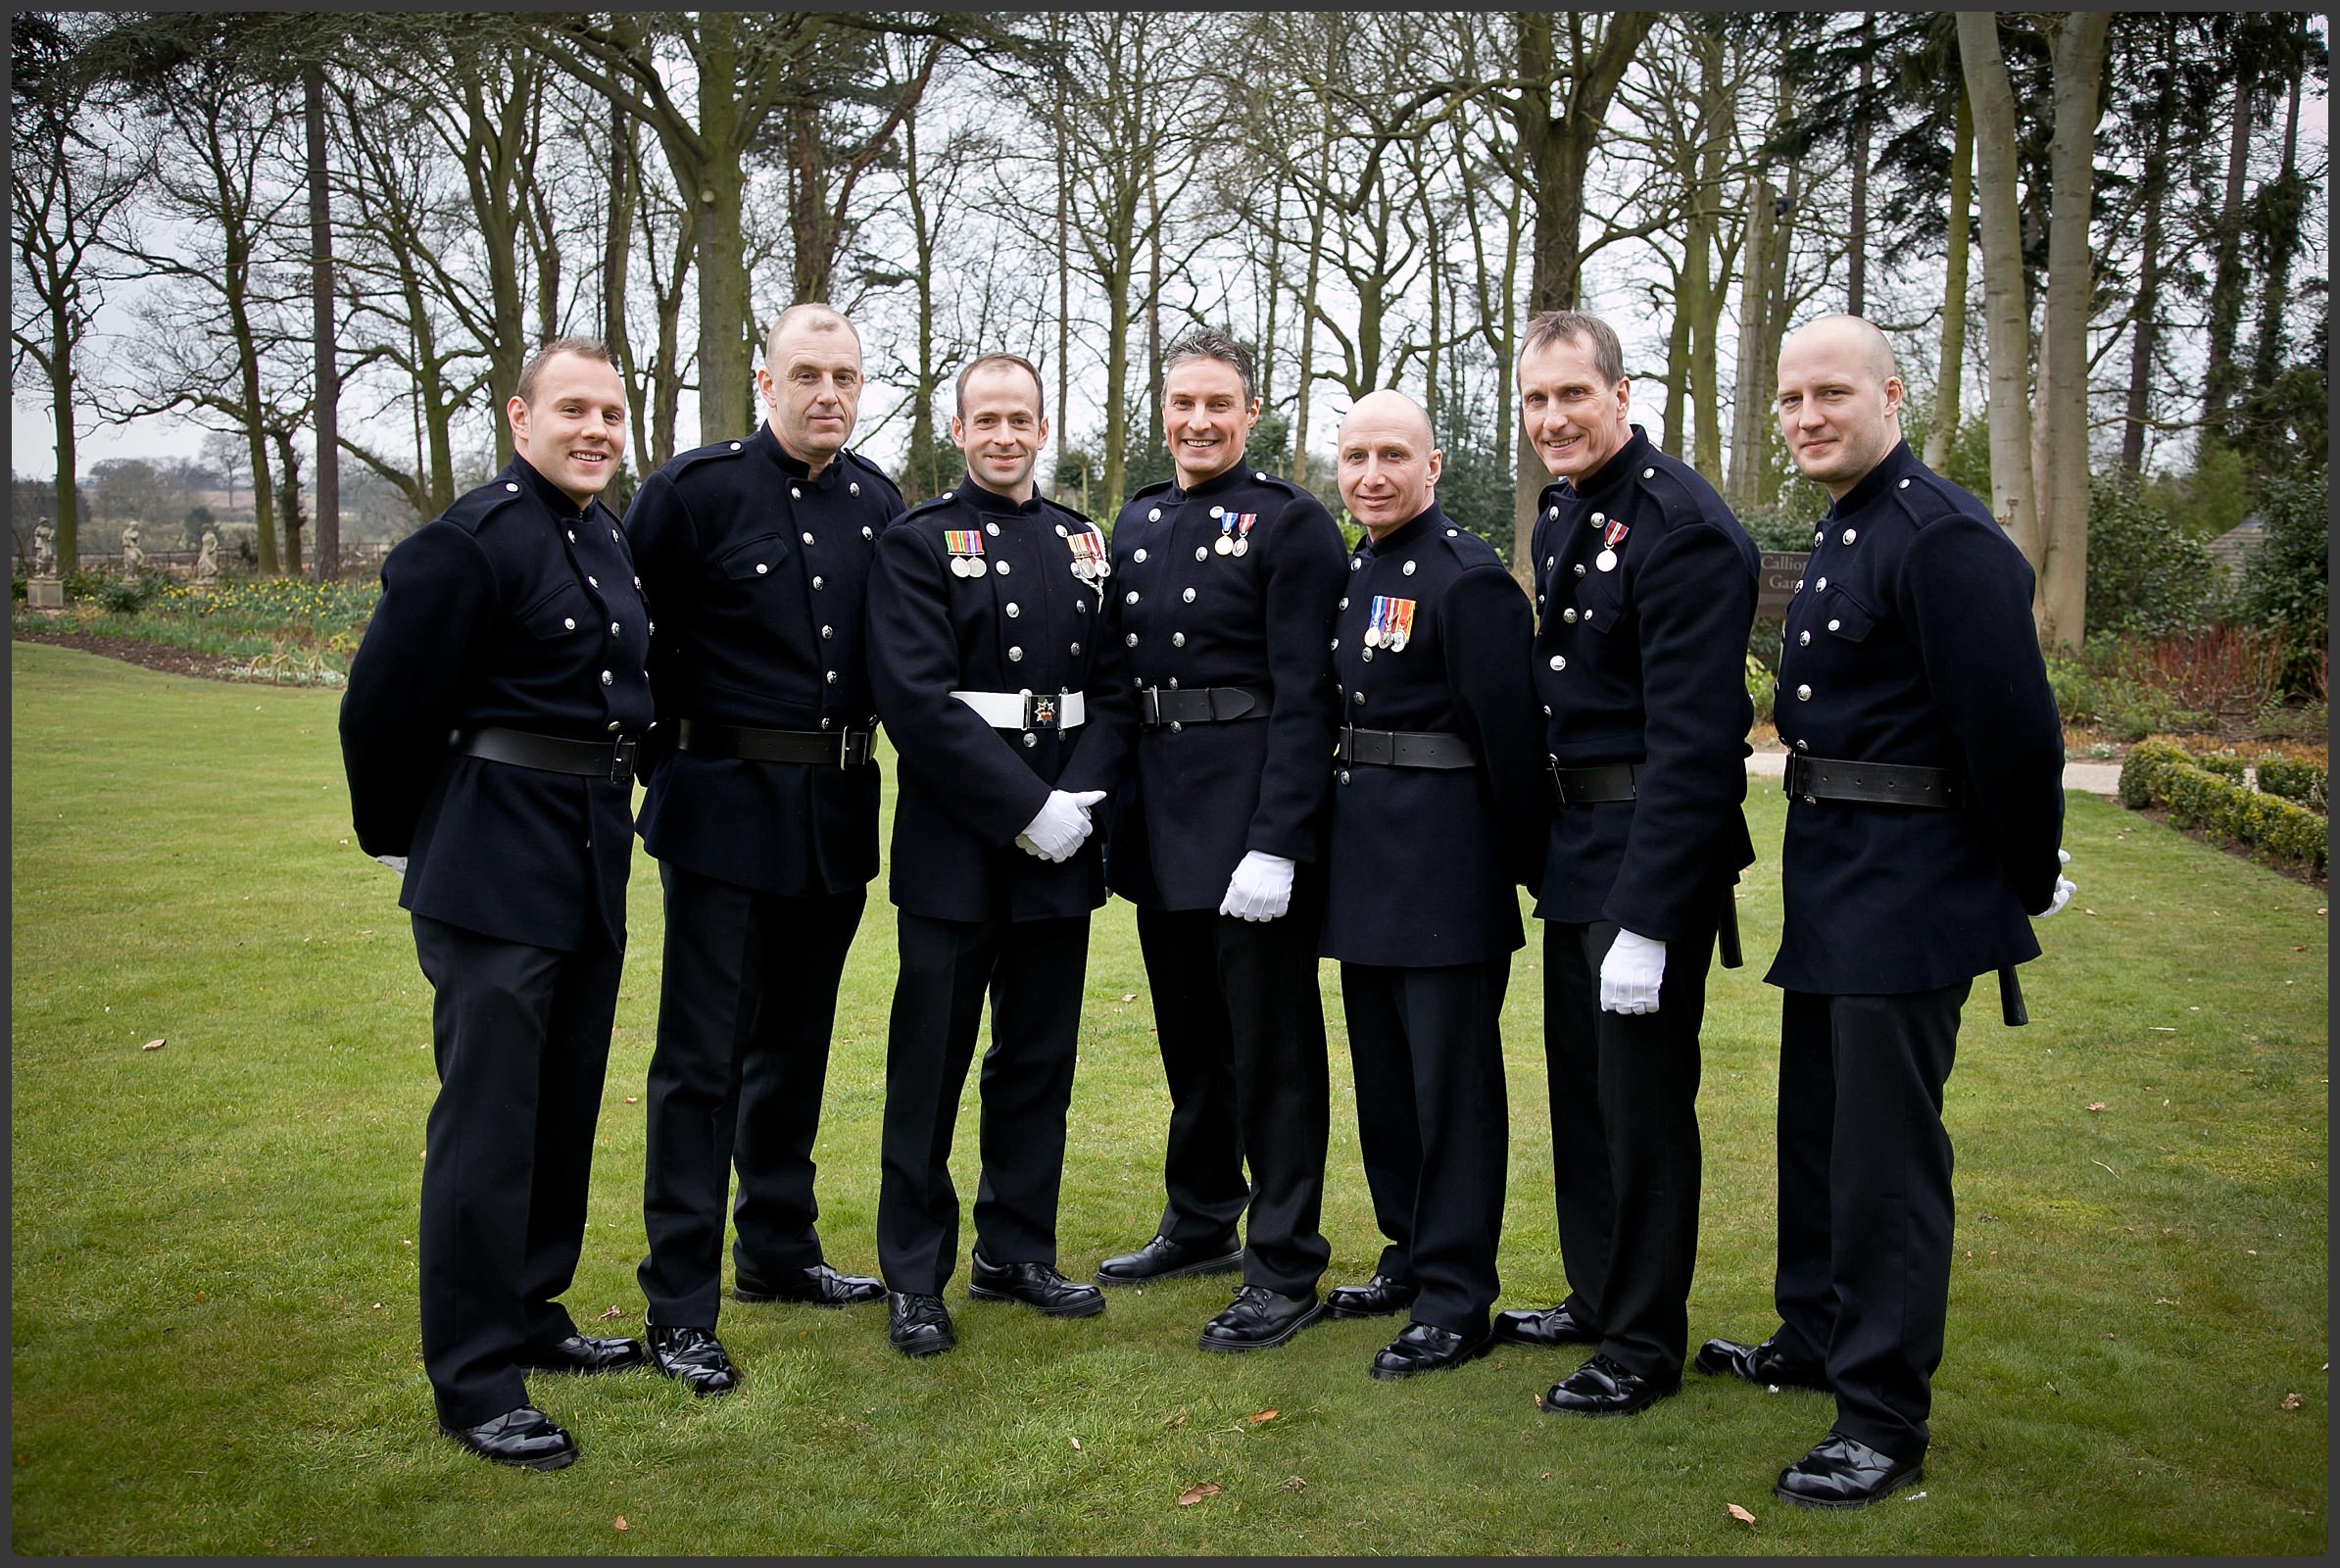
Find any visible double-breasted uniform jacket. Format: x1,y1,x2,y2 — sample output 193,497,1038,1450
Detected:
867,474,1137,922
1320,503,1546,968
341,457,653,952
624,426,903,895
1767,440,2065,996
1103,462,1348,909
1530,425,1760,940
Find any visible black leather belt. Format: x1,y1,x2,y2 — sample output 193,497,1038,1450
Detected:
676,718,874,766
1336,725,1477,769
1548,760,1641,806
1139,684,1269,727
452,726,639,784
1783,753,1963,808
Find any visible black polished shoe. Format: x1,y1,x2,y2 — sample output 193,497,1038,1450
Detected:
887,1291,956,1357
440,1405,577,1471
1775,1432,1925,1508
1326,1273,1420,1320
647,1323,740,1396
1537,1351,1680,1416
1491,1298,1599,1348
1695,1333,1828,1391
733,1261,887,1307
1197,1286,1324,1352
1095,1233,1243,1286
1368,1320,1493,1381
516,1333,647,1375
967,1252,1107,1317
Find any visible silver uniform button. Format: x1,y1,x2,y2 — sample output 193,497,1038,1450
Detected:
562,616,576,630
792,488,803,501
1209,505,1223,518
1816,576,1828,592
812,576,824,589
1005,603,1020,617
1349,558,1362,570
729,441,742,452
1584,609,1595,622
1563,609,1578,623
1339,769,1351,784
1542,705,1552,716
1148,509,1161,522
609,621,619,635
756,563,768,574
825,669,839,683
1402,561,1417,575
996,561,1010,575
1828,618,1841,631
600,670,613,686
802,530,814,544
1169,721,1183,733
1126,591,1140,604
1070,642,1081,656
1135,548,1148,563
1549,655,1566,671
1799,630,1811,645
1022,732,1037,748
1125,632,1139,647
1446,527,1458,537
566,528,575,541
862,525,873,539
587,575,599,587
1795,684,1812,701
821,717,832,729
1339,597,1349,610
986,522,1000,537
941,491,954,500
1793,578,1804,592
850,482,860,496
1797,738,1809,750
1575,564,1587,576
1815,530,1825,546
505,482,519,492
1547,506,1558,520
821,625,835,639
610,527,620,542
608,720,620,732
1898,477,1911,489
1591,512,1604,525
1007,647,1022,662
1642,467,1655,478
1842,528,1858,544
1055,523,1067,537
1171,633,1186,647
1183,588,1196,603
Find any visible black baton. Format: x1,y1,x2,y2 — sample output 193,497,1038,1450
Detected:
1998,965,2027,1027
1717,891,1743,970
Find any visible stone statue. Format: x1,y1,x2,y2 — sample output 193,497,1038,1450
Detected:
32,519,56,578
195,527,220,587
119,521,144,578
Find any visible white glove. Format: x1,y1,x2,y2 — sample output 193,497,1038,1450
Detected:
1598,928,1667,1014
1219,851,1296,922
2038,849,2075,918
373,855,409,877
1015,789,1107,862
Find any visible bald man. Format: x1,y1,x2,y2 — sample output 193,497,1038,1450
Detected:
624,304,903,1395
1317,390,1545,1380
1698,315,2070,1507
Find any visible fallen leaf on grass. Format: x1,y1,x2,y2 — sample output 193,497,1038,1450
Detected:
1164,1412,1188,1429
2280,1393,2302,1410
1281,1476,1308,1493
1727,1503,1757,1526
1249,1409,1279,1424
1177,1482,1221,1506
2086,1102,2106,1112
624,1097,640,1104
599,1303,626,1320
1070,1436,1082,1449
1120,993,1138,1004
142,1039,167,1052
612,1517,629,1533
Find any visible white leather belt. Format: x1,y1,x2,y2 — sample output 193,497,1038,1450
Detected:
951,689,1087,731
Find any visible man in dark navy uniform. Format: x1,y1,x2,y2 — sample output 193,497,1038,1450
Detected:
866,353,1136,1357
1698,315,2072,1507
1316,389,1545,1380
1094,329,1347,1352
342,338,652,1471
1495,311,1758,1420
622,304,902,1396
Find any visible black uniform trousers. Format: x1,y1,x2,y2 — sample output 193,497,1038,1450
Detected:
877,909,1090,1296
637,863,866,1326
1340,958,1511,1336
1775,980,1970,1465
1134,881,1332,1296
1541,899,1722,1384
411,913,622,1430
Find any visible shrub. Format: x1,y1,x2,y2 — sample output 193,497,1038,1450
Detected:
11,572,24,602
2119,739,2328,874
93,573,165,613
2086,472,2220,637
2043,653,2101,727
2255,757,2327,810
2234,464,2329,697
2197,750,2248,782
1745,652,1775,723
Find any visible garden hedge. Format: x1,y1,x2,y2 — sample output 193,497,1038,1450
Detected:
2119,740,2328,873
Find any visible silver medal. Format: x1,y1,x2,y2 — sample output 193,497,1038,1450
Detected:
1595,549,1618,572
1214,535,1234,556
1232,538,1248,557
1363,624,1382,649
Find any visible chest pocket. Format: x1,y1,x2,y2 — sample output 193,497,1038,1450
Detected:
1575,569,1627,635
1819,583,1877,643
519,581,594,640
719,532,791,583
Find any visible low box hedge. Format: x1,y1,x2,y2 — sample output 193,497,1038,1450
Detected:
2120,740,2327,873
2254,756,2327,810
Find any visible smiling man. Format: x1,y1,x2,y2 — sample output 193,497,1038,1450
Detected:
865,353,1136,1357
1496,310,1759,1424
342,338,651,1471
1699,314,2070,1508
620,304,904,1398
1094,329,1347,1354
1317,389,1545,1382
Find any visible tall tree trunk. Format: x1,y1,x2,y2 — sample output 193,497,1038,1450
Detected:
48,316,79,569
2119,60,2169,475
1927,81,1974,471
1727,173,1779,509
1145,158,1162,467
1846,14,1873,318
305,63,340,581
1053,82,1070,491
2031,12,2112,649
274,429,305,577
1689,28,1728,480
692,14,754,442
902,107,941,503
1292,29,1335,492
605,100,643,472
2249,28,2306,390
2201,55,2255,441
1957,12,2036,562
1661,266,1692,460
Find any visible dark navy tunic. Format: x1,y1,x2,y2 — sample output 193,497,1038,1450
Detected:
867,474,1137,923
1319,504,1546,968
624,426,902,896
1530,426,1759,938
1103,460,1347,910
341,457,653,952
1767,440,2066,995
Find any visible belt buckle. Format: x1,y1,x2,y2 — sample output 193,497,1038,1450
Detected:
1024,691,1059,731
1139,686,1163,727
609,737,639,784
841,729,873,767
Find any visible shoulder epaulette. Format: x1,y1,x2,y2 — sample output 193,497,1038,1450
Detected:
1128,477,1174,502
667,436,755,475
1434,518,1506,569
839,447,902,497
440,476,532,534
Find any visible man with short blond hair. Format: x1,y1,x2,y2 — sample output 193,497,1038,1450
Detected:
623,305,904,1396
343,336,650,1471
1698,314,2070,1508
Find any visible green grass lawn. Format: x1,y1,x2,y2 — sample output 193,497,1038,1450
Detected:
10,640,2327,1554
